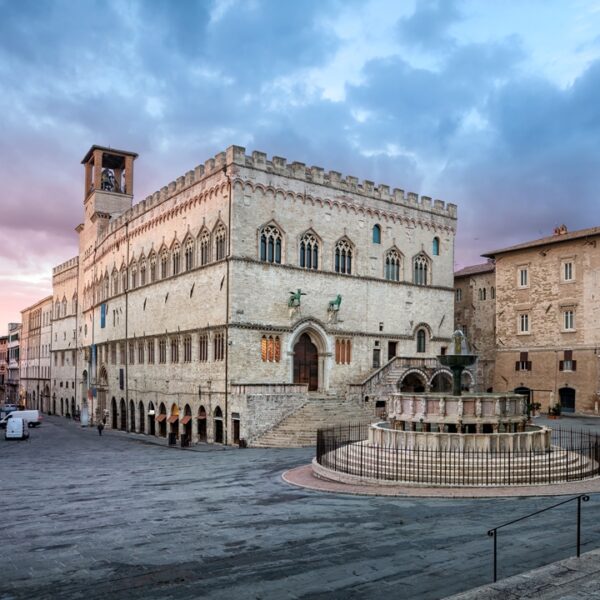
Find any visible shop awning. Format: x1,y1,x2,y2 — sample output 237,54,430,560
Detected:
167,415,179,424
197,413,207,420
180,415,192,425
155,414,166,422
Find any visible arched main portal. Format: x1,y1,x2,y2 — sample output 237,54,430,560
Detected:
169,403,179,439
111,397,117,429
293,333,319,391
129,400,135,432
197,405,207,441
559,387,576,413
119,398,127,430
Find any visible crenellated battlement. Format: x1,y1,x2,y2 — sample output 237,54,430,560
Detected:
52,256,79,276
99,144,456,244
226,145,457,219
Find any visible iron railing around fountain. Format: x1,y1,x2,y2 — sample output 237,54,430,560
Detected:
315,425,600,486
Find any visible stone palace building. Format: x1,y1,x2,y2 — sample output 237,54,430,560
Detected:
44,144,457,446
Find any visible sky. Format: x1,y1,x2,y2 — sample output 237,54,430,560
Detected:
2,0,600,328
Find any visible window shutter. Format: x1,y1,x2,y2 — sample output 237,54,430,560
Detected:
572,360,577,371
515,361,520,371
526,361,532,371
559,360,564,371
520,351,528,362
564,350,573,361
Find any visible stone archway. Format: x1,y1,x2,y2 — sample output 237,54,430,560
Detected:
287,321,331,393
293,333,319,391
157,402,167,437
111,397,117,429
398,370,427,393
119,398,127,430
129,399,135,432
182,404,192,442
197,405,207,441
138,401,145,434
429,370,452,393
214,406,224,443
148,401,156,436
169,403,179,439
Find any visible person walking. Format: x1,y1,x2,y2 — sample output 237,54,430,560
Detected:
97,421,104,436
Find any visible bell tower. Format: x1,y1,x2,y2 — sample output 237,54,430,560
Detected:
81,145,138,218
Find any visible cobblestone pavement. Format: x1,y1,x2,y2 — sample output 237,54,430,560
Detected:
2,415,600,600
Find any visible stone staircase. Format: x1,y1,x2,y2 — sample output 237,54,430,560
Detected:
251,396,376,448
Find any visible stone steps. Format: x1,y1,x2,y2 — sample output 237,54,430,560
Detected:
318,443,599,485
252,399,375,448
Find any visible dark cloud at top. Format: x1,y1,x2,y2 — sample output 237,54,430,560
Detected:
397,0,462,51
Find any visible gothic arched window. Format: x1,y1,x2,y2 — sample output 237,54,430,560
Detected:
172,243,181,276
334,239,353,274
130,262,137,289
199,229,210,265
413,253,429,286
149,252,157,282
372,224,381,244
139,257,146,286
385,248,402,281
417,329,426,353
112,268,119,295
121,266,127,293
299,231,319,270
259,224,282,264
184,238,194,271
160,249,169,279
214,223,227,261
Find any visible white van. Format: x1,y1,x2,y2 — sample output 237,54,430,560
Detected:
5,417,29,440
0,410,42,429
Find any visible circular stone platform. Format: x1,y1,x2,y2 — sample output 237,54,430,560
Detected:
282,463,600,498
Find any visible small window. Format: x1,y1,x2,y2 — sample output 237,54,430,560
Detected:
261,335,281,362
214,332,225,361
183,335,192,362
372,224,381,244
563,261,573,282
416,329,426,353
138,341,144,364
560,350,576,372
455,288,462,302
147,339,155,364
432,237,440,256
170,337,179,363
335,339,352,364
519,313,530,334
515,351,532,371
518,267,528,288
491,287,495,299
158,339,167,364
372,348,381,368
563,309,575,331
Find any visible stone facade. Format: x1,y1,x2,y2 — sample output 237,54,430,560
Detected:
485,225,600,415
454,262,496,392
20,296,53,411
50,257,79,417
54,144,457,445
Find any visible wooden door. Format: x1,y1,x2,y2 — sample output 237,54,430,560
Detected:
294,333,318,391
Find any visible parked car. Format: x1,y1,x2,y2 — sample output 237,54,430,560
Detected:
5,417,29,440
0,410,42,429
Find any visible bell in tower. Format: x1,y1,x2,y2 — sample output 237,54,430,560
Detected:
80,145,138,219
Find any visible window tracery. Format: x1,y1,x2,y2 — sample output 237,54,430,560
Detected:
334,239,353,274
299,231,319,270
385,248,402,281
259,224,282,264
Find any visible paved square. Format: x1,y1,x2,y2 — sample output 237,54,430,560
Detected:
1,416,600,599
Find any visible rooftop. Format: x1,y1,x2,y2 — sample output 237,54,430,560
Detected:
483,225,600,257
454,262,495,278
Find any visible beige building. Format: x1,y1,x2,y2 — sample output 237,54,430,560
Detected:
51,257,79,417
454,262,496,392
20,296,53,411
56,144,457,445
484,225,600,415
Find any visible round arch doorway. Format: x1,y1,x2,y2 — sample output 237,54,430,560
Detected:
293,332,319,391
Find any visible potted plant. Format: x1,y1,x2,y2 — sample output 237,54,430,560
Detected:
549,403,562,419
527,401,542,419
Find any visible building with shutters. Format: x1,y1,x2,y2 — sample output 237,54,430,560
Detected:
49,144,458,445
483,225,600,415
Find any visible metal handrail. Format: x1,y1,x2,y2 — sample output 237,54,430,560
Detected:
487,494,591,582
